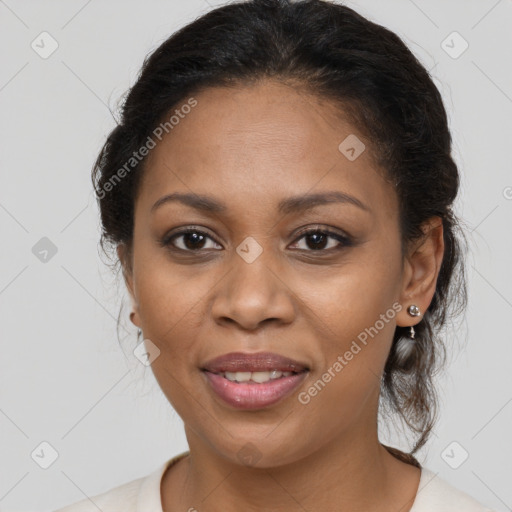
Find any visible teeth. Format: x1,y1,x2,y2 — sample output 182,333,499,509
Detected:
251,371,277,383
222,370,294,383
269,370,283,380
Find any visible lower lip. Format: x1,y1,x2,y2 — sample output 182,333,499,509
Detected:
203,371,308,410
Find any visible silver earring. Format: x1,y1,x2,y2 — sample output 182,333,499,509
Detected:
395,305,421,367
137,328,142,342
407,304,420,341
407,304,421,317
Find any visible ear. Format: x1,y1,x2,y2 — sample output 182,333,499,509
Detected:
396,216,444,327
117,244,141,328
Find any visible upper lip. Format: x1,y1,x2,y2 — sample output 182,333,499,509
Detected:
202,351,309,373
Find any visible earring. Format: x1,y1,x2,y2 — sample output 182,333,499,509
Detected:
407,304,421,317
395,304,421,368
407,304,420,341
137,328,142,343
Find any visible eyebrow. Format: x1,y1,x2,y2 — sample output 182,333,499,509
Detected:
150,191,371,215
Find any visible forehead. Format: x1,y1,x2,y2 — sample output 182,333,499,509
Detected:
138,80,397,221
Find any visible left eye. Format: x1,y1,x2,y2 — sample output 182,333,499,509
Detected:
290,229,350,252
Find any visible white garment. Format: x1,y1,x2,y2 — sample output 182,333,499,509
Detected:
54,452,496,512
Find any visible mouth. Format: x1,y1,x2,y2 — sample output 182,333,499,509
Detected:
201,352,309,410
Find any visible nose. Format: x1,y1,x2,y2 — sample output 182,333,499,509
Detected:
211,248,296,331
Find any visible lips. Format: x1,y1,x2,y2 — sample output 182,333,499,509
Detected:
201,352,309,410
202,351,309,374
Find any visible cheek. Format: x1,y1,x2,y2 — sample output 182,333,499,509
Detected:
296,252,402,378
134,261,214,360
135,224,218,305
298,256,400,334
134,264,207,412
295,284,398,439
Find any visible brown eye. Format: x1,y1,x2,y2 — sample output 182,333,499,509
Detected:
162,228,222,252
290,228,351,252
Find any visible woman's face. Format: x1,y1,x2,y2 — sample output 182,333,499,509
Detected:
121,80,435,467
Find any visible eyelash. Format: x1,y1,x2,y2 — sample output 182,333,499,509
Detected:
160,225,352,255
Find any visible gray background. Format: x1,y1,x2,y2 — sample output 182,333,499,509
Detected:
0,0,511,510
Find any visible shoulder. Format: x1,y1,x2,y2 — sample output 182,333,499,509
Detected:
412,467,496,512
53,452,188,512
53,476,143,512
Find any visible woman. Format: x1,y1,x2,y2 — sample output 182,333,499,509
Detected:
55,0,496,510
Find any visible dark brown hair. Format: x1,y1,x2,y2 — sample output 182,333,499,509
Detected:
92,0,468,460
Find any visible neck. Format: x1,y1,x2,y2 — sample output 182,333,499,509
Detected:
162,423,420,512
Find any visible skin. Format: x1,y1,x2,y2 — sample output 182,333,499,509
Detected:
118,79,444,512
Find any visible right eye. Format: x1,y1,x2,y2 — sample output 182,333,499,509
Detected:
161,227,223,252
